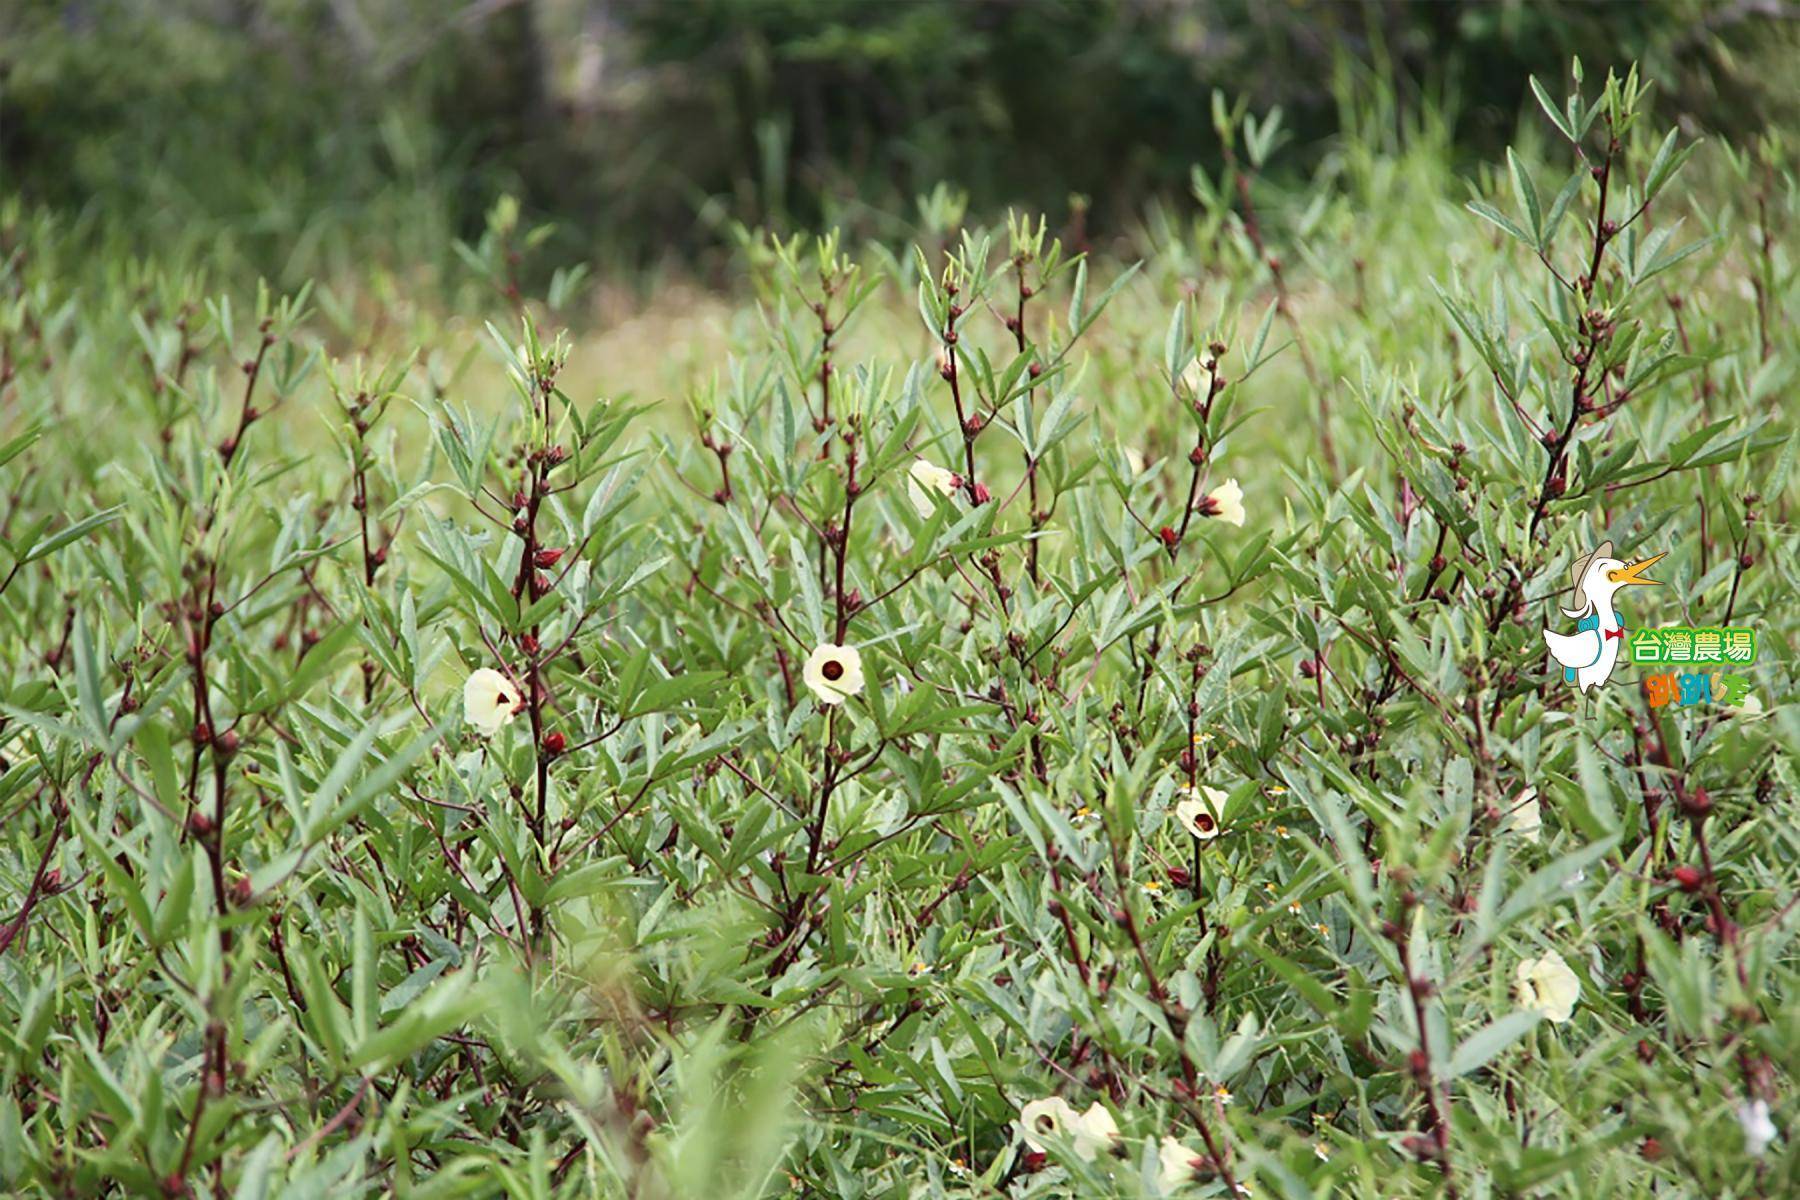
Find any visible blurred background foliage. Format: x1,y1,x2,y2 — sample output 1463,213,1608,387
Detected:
5,0,1799,287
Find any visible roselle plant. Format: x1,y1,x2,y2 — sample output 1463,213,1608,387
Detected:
0,65,1795,1199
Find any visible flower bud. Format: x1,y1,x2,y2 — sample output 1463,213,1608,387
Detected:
1158,525,1179,547
533,548,564,568
1671,865,1704,892
972,483,992,505
542,731,567,756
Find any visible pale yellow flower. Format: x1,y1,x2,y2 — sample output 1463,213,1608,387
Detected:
1174,784,1228,840
1017,1097,1117,1161
802,643,865,706
906,458,960,518
1504,787,1542,843
1730,693,1768,720
1738,1099,1778,1157
1515,949,1580,1023
463,668,523,737
1018,1096,1079,1152
1070,1102,1119,1160
1201,478,1246,526
1178,358,1206,399
1157,1135,1200,1190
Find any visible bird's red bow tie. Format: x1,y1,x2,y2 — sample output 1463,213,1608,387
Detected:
1603,627,1625,641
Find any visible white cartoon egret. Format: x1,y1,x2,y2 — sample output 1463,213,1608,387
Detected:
1542,541,1664,693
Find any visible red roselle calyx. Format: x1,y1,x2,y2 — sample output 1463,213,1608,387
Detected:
1671,865,1705,892
542,731,567,756
972,483,992,505
533,548,564,568
1158,525,1178,547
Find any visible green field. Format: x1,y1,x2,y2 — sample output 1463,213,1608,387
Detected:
1,8,1797,1198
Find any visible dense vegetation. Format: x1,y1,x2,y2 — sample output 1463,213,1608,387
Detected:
1,53,1796,1200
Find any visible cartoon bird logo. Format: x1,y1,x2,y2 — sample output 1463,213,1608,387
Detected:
1542,540,1665,693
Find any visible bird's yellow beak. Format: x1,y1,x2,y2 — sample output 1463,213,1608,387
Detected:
1607,552,1665,587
